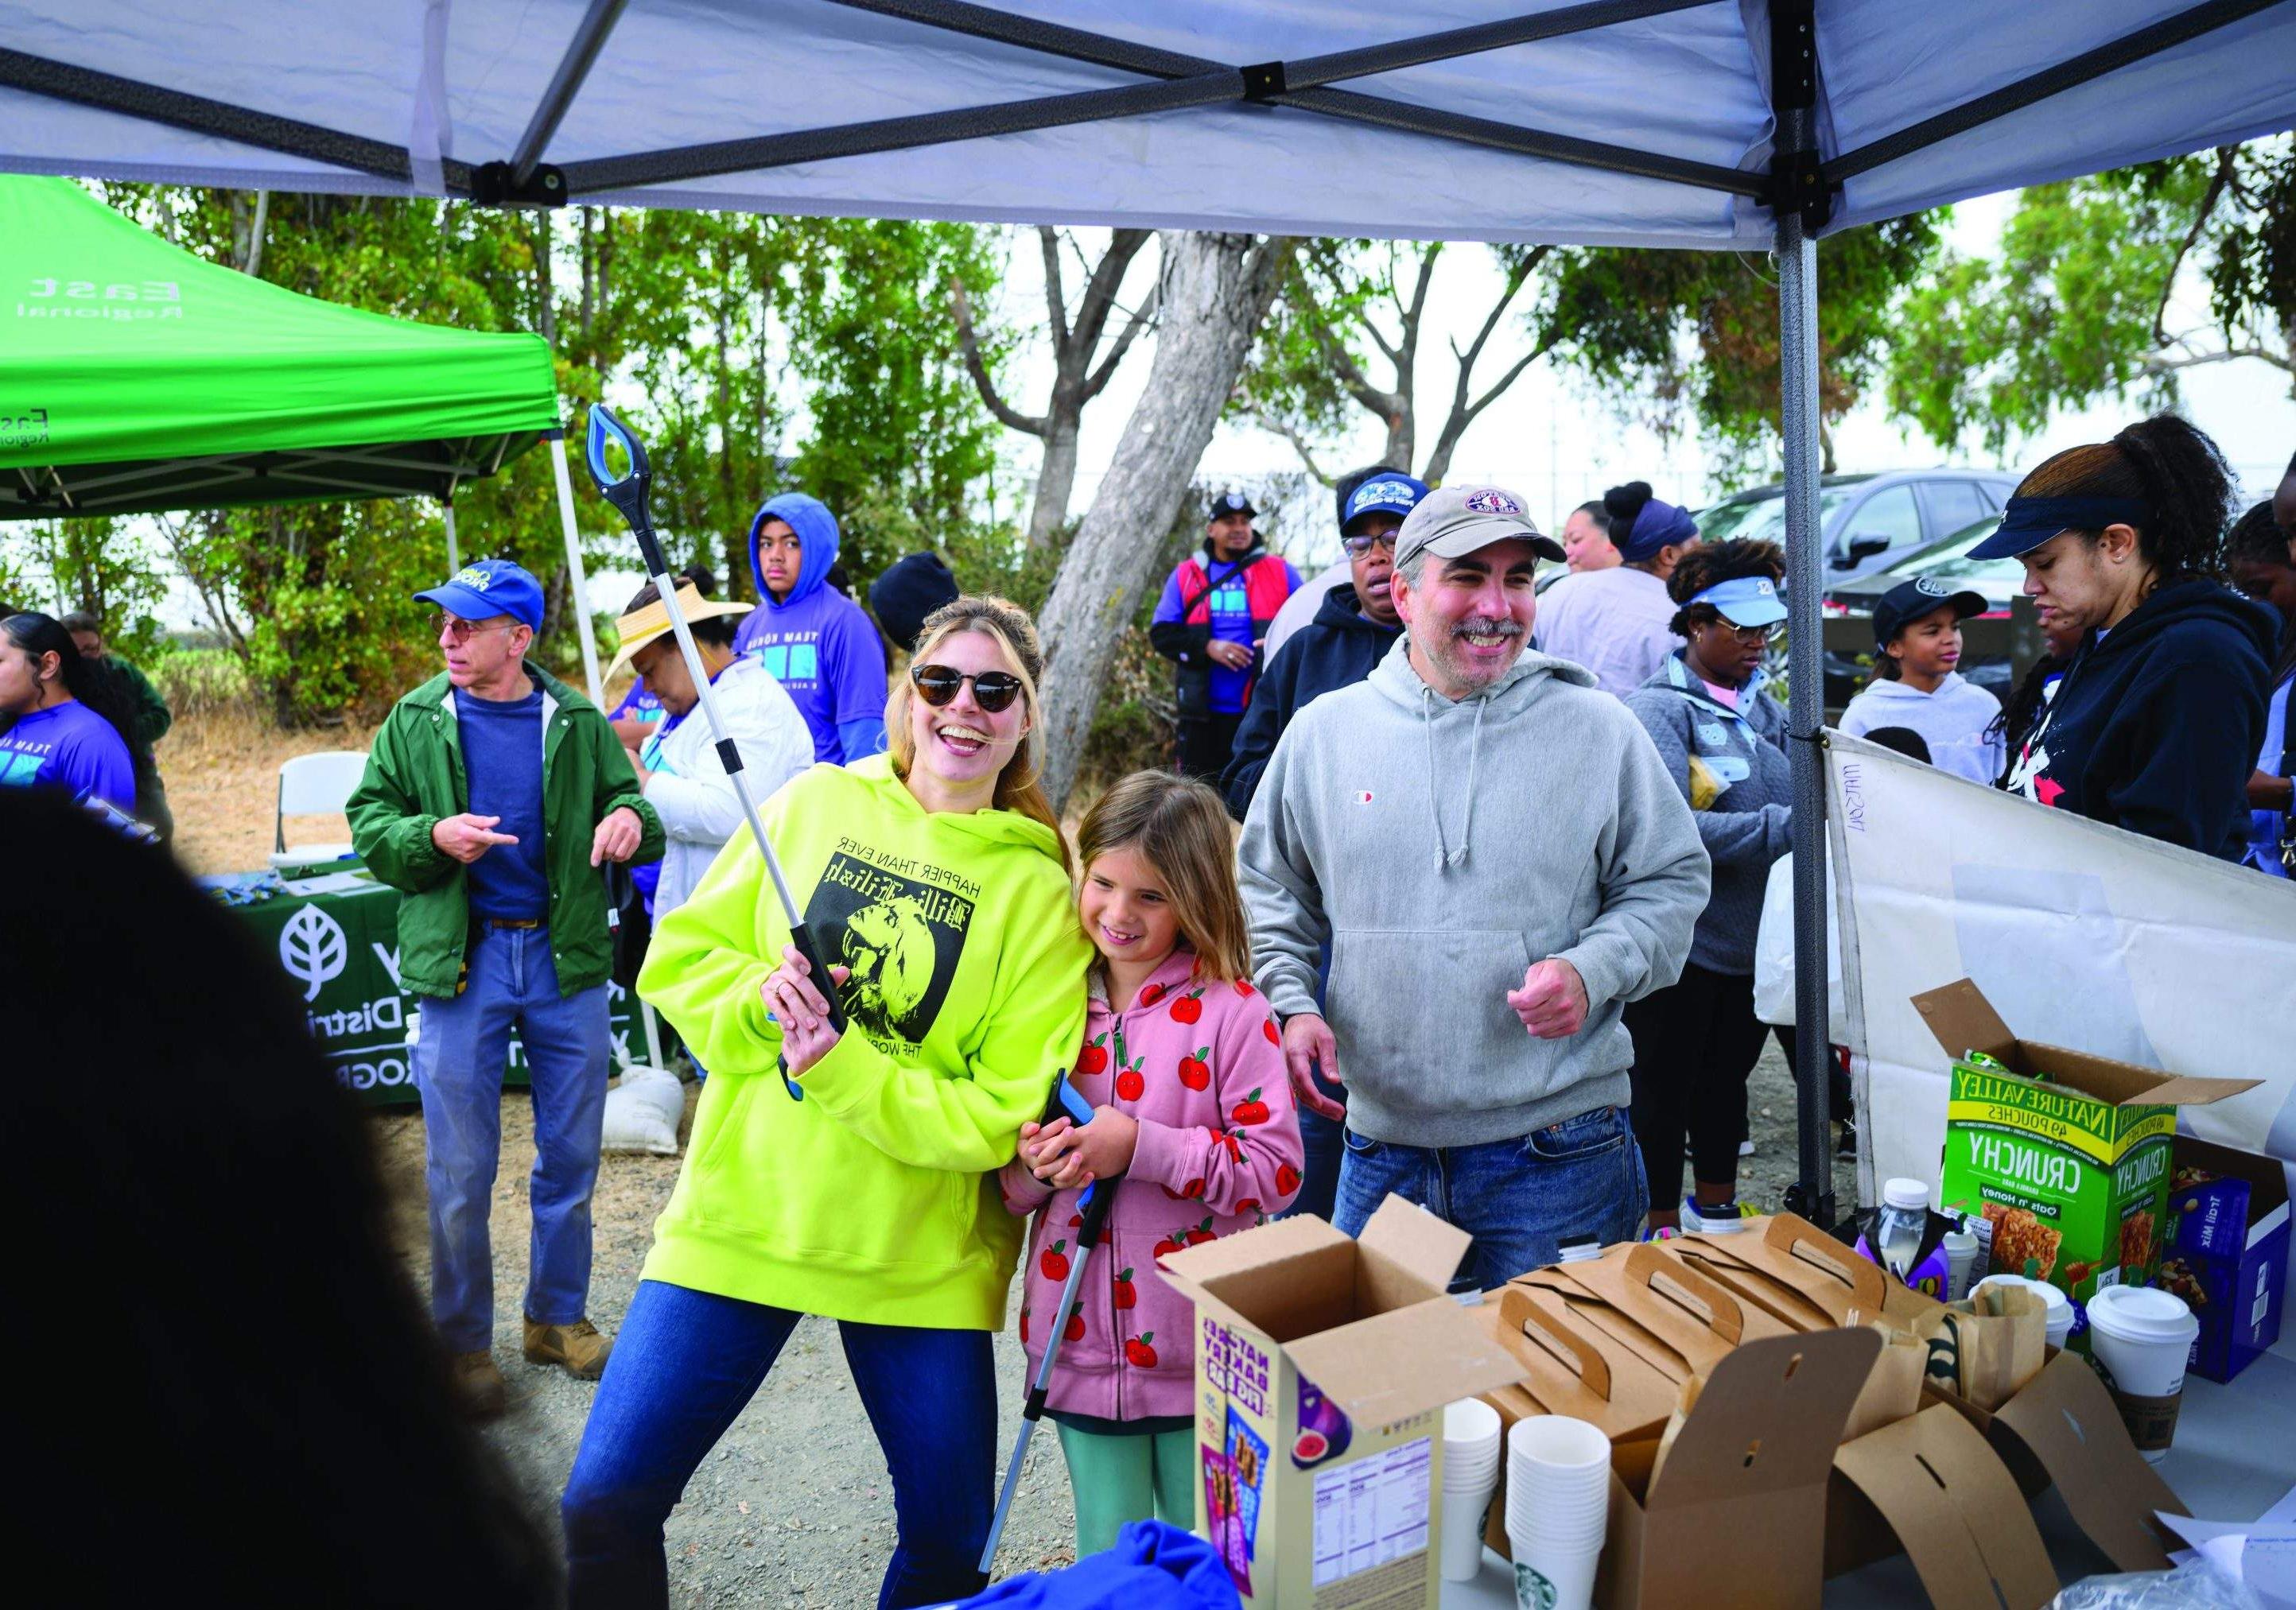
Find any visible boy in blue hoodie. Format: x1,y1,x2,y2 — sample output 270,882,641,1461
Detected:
732,493,890,764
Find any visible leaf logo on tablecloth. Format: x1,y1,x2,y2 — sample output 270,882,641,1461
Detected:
280,904,348,1002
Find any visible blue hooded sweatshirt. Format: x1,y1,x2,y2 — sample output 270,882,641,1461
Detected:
2004,576,2274,858
732,492,889,764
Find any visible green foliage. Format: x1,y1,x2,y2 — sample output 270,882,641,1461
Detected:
1885,140,2294,454
76,188,1014,724
0,514,171,661
1538,216,1943,478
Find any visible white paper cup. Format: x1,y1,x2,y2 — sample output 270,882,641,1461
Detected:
1942,1232,1978,1301
1509,1415,1609,1473
1975,1273,2075,1348
1441,1479,1498,1581
2085,1285,2197,1462
1515,1533,1602,1610
1447,1397,1503,1445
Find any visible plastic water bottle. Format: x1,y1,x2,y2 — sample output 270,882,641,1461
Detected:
1876,1177,1930,1280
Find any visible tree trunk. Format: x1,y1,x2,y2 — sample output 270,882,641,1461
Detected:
1037,231,1295,810
1027,413,1082,552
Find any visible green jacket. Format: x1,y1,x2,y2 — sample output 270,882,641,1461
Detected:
347,665,663,999
110,656,172,747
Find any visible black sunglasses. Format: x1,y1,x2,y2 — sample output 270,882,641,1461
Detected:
909,663,1024,712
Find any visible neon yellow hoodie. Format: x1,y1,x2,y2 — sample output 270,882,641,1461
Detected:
635,755,1091,1329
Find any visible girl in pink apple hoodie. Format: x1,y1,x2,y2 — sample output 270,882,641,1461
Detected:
999,770,1303,1558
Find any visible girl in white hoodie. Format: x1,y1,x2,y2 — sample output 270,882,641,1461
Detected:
1840,577,2003,784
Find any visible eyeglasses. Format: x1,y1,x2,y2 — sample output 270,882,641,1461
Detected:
434,613,519,644
1341,531,1399,557
909,663,1024,712
1716,619,1782,646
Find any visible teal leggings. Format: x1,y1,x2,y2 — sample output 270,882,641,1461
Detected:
1054,1422,1197,1558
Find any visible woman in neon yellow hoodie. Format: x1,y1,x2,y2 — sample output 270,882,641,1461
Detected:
562,598,1092,1609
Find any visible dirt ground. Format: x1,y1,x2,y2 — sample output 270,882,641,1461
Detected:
177,703,1855,1604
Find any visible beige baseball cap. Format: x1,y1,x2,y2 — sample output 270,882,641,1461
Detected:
1393,484,1565,572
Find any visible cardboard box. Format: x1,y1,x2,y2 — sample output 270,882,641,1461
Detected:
1829,1348,2187,1581
1673,1212,1939,1331
2158,1135,2290,1383
1515,1242,1795,1381
1596,1329,1881,1610
1915,978,2259,1352
1830,1404,2059,1610
1159,1200,1525,1609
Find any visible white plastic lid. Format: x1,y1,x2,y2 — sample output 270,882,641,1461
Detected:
1882,1177,1931,1211
1975,1273,2069,1314
2087,1283,2197,1341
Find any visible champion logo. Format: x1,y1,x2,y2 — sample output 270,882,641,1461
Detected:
1463,488,1522,516
1353,789,1374,805
453,565,492,590
1913,576,1952,597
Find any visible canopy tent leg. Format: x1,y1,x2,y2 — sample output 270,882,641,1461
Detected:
641,999,666,1069
1777,209,1836,1232
549,434,606,707
441,497,460,572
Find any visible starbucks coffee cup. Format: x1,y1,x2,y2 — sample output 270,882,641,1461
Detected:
2084,1285,2198,1463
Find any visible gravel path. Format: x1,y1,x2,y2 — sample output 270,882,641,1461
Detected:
368,1038,1853,1604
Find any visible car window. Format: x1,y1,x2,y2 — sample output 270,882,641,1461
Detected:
1840,486,1921,554
1921,479,1989,533
1927,550,2025,586
1699,487,1855,545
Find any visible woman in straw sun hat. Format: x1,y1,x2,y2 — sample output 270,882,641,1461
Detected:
608,576,815,924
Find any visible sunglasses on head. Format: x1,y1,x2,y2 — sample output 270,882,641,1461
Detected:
909,663,1024,712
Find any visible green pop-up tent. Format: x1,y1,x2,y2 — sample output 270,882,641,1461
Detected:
0,176,605,697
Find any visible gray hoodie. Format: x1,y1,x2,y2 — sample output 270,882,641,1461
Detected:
1237,634,1711,1148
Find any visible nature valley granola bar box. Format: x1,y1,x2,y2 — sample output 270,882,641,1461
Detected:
1913,980,2259,1355
1160,1198,1525,1609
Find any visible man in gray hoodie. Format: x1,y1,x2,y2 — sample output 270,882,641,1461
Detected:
1237,484,1711,1287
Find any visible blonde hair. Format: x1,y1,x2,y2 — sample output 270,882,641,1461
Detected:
1075,771,1251,984
885,595,1071,874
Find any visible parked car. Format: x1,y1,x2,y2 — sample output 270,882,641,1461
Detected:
1818,518,2026,707
1694,469,2019,586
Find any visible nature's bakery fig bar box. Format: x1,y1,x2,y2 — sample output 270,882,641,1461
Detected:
1160,1198,1525,1609
1914,980,2258,1353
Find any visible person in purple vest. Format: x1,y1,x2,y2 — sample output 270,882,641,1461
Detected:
732,493,889,765
1149,491,1300,782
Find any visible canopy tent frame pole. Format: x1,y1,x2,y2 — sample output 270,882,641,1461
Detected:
547,433,604,708
1,2,2268,214
441,476,460,573
1773,0,1837,1232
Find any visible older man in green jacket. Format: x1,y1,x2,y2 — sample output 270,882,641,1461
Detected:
348,558,662,1418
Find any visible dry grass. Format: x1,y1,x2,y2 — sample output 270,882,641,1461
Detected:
165,700,379,875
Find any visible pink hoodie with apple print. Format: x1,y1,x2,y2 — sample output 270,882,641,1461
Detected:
999,945,1303,1422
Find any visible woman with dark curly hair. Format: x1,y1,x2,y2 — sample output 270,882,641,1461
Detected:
1621,539,1792,1236
1971,414,2275,856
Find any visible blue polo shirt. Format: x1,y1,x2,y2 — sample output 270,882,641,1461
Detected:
457,687,549,921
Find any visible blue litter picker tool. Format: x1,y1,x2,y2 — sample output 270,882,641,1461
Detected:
585,404,836,1100
980,1073,1119,1576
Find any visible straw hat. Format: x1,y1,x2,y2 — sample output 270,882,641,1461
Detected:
606,582,752,681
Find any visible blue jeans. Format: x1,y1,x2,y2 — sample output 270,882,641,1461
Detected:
414,925,609,1352
1334,1106,1648,1290
562,1280,997,1609
1280,1069,1346,1224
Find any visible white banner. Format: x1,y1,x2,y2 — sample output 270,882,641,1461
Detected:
1823,731,2296,1214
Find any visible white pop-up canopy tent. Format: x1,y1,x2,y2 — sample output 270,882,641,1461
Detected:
6,0,2294,1224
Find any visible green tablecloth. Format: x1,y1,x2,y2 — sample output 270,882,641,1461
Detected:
211,863,639,1106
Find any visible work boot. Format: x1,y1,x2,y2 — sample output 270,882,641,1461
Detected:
525,1316,612,1380
451,1351,509,1421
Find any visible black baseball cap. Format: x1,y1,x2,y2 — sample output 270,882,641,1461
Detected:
1209,491,1257,521
1872,576,1987,647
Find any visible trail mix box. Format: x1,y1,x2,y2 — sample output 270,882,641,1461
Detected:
2158,1135,2289,1383
1914,980,2259,1354
1159,1198,1525,1609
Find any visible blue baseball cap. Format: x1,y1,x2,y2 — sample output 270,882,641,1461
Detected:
1341,472,1430,536
1689,574,1788,627
415,558,545,630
